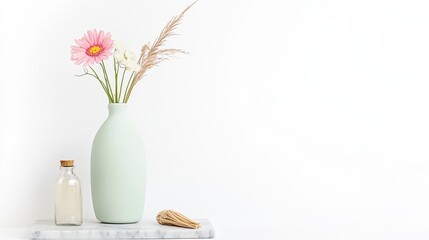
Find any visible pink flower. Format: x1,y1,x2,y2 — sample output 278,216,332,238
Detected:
71,29,113,66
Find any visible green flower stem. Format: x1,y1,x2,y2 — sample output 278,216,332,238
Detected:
94,77,113,103
88,65,113,103
100,61,114,102
114,61,118,103
123,72,135,103
118,67,128,103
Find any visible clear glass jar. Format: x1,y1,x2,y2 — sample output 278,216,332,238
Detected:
55,160,82,225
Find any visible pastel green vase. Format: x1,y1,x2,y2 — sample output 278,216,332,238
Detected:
91,104,146,223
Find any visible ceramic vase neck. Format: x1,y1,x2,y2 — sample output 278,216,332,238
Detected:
108,104,128,116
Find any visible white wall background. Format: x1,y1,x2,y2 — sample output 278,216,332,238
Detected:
1,0,429,239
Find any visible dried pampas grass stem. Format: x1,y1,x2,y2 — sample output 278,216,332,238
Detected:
124,1,196,102
157,210,200,229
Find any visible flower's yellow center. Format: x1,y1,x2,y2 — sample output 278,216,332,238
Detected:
88,45,102,56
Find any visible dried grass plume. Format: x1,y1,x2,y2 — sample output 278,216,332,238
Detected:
124,1,197,102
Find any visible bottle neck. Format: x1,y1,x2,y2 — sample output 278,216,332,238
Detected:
60,166,74,175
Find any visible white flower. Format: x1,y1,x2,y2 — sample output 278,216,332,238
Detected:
124,60,141,72
113,46,139,71
114,50,125,62
124,50,137,61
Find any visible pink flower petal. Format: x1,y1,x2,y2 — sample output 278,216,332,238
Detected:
97,30,105,44
101,32,112,47
71,46,84,52
75,38,90,49
92,29,98,43
86,30,94,44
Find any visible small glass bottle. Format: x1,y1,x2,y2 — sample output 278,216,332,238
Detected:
55,160,82,225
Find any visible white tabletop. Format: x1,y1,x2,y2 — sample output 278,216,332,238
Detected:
29,219,215,239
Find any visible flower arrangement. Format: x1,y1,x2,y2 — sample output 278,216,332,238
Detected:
71,3,195,103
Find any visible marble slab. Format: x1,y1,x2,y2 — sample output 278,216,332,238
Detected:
30,219,215,239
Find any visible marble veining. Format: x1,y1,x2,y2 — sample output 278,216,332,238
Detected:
30,219,215,239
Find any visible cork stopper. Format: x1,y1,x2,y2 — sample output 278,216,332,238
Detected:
60,160,74,167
